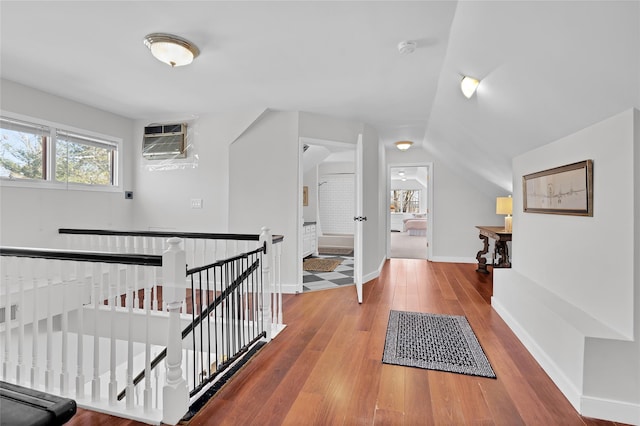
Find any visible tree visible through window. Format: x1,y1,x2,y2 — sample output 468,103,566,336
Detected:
0,119,46,180
391,189,420,213
1,116,118,187
56,132,114,185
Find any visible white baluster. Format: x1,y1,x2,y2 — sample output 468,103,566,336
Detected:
44,260,55,392
59,261,70,395
108,264,118,405
2,257,13,382
162,238,188,425
30,259,39,388
75,263,86,399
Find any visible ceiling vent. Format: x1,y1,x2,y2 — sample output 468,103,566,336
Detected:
143,123,187,159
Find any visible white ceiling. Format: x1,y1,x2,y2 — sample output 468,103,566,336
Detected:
1,1,638,195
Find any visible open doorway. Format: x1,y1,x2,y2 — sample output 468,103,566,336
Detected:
389,165,430,259
299,138,358,293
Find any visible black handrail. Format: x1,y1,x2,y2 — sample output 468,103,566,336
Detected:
0,246,162,267
59,228,284,244
116,251,263,401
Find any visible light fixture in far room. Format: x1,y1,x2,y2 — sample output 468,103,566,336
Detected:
496,195,513,232
460,75,480,99
144,33,200,67
395,140,413,151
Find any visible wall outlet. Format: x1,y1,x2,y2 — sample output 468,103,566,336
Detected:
125,191,133,199
191,198,203,209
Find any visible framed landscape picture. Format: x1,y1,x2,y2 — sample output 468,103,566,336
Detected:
522,160,593,216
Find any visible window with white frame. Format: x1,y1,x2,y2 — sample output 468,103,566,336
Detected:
0,115,119,188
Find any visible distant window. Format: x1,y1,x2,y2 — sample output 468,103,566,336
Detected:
1,115,120,189
0,118,47,180
391,189,420,213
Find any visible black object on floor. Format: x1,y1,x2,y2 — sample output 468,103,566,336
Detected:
0,380,77,426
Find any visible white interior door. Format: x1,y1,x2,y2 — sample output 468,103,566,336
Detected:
354,134,364,303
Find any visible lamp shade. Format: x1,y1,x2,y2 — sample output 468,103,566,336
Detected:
144,33,199,67
496,196,513,215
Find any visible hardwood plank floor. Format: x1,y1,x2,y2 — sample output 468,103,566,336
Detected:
68,260,626,425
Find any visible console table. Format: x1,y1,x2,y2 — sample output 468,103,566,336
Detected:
475,226,512,274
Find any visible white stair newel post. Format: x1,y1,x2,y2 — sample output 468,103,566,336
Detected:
30,260,39,388
91,264,102,402
108,264,118,405
162,237,188,425
75,262,86,400
45,260,54,392
126,265,135,409
276,241,283,325
59,261,70,395
143,285,152,413
259,227,272,341
16,258,26,384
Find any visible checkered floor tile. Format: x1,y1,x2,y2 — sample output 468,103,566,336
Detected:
303,255,354,292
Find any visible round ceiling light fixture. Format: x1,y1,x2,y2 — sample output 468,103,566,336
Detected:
144,33,200,67
395,140,413,151
397,40,417,55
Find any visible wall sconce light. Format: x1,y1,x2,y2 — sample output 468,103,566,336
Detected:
496,196,513,232
144,33,200,67
460,75,480,99
395,141,413,151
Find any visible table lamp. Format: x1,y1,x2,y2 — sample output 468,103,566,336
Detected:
496,196,513,232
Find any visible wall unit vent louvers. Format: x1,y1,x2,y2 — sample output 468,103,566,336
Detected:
143,123,187,159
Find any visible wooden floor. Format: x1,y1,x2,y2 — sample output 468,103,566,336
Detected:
70,259,624,425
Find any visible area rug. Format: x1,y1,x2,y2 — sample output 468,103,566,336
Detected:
382,310,496,378
318,247,354,256
303,257,342,272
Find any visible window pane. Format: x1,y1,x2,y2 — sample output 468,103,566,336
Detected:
0,119,46,180
56,136,114,185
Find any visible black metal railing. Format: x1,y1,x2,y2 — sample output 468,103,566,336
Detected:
116,244,267,402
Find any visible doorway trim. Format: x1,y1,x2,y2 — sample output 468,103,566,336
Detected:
298,136,362,296
386,162,434,260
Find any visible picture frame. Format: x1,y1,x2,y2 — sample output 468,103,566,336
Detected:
522,159,593,216
303,186,309,206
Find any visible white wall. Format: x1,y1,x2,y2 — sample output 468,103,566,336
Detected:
0,79,135,247
228,110,300,289
386,146,503,262
493,109,639,424
132,109,266,232
512,110,634,336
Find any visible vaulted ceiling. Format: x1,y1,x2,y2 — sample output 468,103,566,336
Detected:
1,1,638,195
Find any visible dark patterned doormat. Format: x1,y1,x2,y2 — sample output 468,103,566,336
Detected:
382,310,496,378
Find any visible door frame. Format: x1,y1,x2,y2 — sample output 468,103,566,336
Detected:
386,162,434,260
298,136,362,296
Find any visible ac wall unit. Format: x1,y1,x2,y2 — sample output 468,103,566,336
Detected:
142,123,187,159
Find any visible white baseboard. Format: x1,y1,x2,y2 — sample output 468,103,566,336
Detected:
281,283,299,294
363,256,386,284
581,395,640,425
491,297,583,411
430,256,476,264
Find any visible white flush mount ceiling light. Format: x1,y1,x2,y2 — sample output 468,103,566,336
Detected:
460,75,480,98
144,33,200,67
395,141,413,151
397,40,417,55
